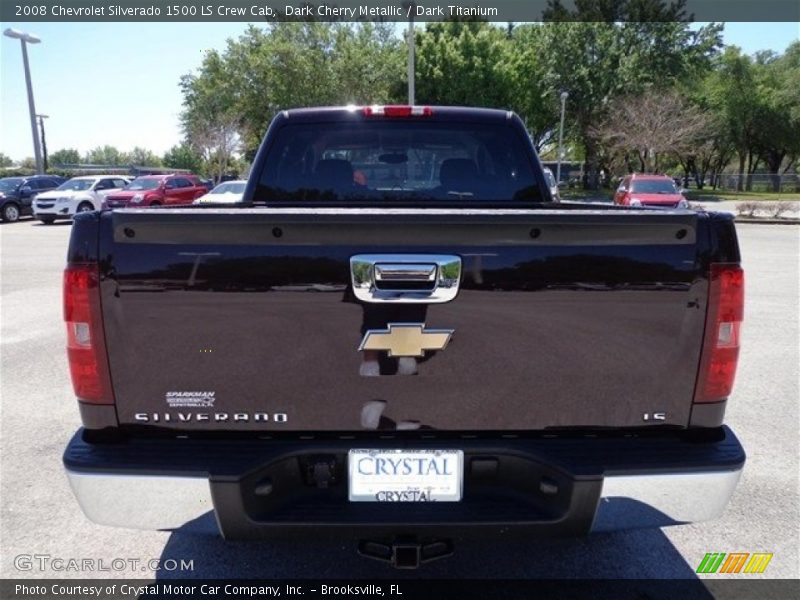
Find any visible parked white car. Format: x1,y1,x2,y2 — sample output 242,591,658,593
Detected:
193,180,247,204
33,175,130,224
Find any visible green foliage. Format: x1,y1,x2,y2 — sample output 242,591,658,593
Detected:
0,152,13,168
163,144,204,174
751,43,800,187
504,25,561,151
84,145,128,166
0,166,75,177
181,22,404,161
705,47,760,176
698,43,800,190
128,147,162,167
535,20,722,187
415,22,511,108
175,19,796,191
48,148,81,166
180,46,239,175
0,168,35,177
543,0,692,22
49,145,164,170
334,22,404,105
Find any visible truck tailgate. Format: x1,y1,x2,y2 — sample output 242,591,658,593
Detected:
100,208,707,432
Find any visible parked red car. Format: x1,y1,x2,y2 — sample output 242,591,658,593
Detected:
614,174,688,208
104,174,206,208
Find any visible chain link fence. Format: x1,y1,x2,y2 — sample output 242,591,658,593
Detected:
709,173,800,194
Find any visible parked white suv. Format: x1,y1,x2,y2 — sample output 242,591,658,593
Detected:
33,175,130,224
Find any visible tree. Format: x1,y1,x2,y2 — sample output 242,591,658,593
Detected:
678,72,737,189
504,25,561,152
333,22,403,106
180,47,240,180
703,47,763,190
414,22,562,152
676,118,736,189
180,23,404,160
0,152,13,168
128,147,162,167
415,22,512,109
49,148,81,166
84,145,128,166
543,0,692,22
751,43,800,190
590,89,714,173
536,10,722,188
698,44,800,191
20,157,36,170
163,144,204,173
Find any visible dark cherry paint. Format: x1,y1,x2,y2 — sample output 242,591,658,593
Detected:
66,207,739,434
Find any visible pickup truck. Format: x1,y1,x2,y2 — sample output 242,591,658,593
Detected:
63,106,745,569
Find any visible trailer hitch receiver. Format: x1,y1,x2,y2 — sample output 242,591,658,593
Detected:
358,538,453,569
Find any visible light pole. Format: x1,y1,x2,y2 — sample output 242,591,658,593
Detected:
403,2,415,104
4,28,43,174
556,91,569,188
37,114,49,171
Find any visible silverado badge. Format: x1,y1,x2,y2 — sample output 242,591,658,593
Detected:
358,323,453,357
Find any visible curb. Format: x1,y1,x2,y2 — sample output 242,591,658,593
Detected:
733,218,800,225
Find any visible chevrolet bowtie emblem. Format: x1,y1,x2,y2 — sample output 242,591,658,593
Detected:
358,323,454,357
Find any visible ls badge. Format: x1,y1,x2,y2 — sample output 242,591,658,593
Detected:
358,323,454,357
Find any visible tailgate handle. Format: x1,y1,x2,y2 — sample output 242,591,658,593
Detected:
374,264,437,283
351,254,461,304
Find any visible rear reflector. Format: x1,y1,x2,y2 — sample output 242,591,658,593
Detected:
694,264,744,403
64,265,114,404
363,105,433,117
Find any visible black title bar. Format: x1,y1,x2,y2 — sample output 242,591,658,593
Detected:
3,579,800,600
3,1,800,22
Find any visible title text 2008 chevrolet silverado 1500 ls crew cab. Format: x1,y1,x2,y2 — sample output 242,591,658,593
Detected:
63,106,745,568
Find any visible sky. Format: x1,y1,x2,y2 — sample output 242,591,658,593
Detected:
1,20,798,162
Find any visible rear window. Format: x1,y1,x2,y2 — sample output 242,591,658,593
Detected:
631,179,678,194
128,178,162,191
57,179,94,191
212,182,246,194
256,121,541,203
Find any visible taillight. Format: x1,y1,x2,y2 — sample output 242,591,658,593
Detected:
363,105,433,117
63,265,114,404
694,264,744,403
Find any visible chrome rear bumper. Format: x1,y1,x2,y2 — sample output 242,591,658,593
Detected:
65,465,743,534
64,427,744,536
591,468,743,532
66,471,214,531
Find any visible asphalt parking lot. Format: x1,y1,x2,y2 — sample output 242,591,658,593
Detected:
1,218,797,581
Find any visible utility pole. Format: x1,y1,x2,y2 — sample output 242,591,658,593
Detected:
404,3,415,105
556,91,569,187
37,114,49,172
4,29,43,174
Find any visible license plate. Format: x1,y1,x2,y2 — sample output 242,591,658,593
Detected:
348,449,463,502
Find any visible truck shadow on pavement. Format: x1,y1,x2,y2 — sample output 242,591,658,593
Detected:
153,506,708,583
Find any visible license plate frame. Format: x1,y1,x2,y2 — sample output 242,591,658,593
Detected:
348,449,464,502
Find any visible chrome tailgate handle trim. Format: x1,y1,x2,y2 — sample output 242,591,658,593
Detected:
351,254,461,304
374,264,437,283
